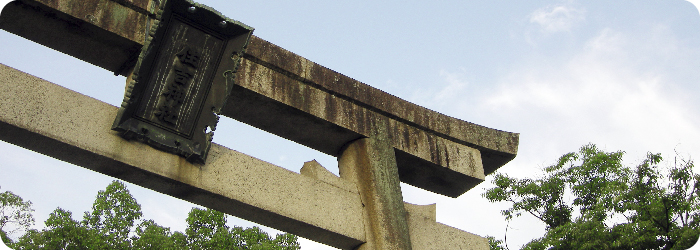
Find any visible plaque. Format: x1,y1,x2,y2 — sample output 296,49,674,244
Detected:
113,0,254,164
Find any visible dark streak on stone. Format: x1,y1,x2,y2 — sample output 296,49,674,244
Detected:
240,36,519,175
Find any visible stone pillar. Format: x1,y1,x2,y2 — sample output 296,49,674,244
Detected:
339,137,412,250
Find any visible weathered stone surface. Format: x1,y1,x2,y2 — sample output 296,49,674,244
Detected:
0,0,149,75
300,160,357,193
241,36,519,175
0,62,496,249
32,0,151,41
227,52,487,197
0,63,366,250
404,203,489,250
339,137,413,250
296,159,491,250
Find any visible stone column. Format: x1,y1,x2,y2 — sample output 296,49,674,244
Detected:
339,136,412,250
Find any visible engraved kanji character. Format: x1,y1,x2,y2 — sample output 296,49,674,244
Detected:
162,84,186,106
177,46,201,68
173,68,193,86
155,105,178,125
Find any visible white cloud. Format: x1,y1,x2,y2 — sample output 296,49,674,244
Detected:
583,28,626,54
482,27,700,168
529,4,585,33
404,69,473,116
433,70,470,105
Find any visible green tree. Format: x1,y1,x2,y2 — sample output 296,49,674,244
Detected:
0,187,35,245
132,220,184,250
33,208,95,249
83,180,142,249
184,207,300,250
10,180,301,249
483,144,700,250
12,181,141,249
487,235,507,250
185,207,237,249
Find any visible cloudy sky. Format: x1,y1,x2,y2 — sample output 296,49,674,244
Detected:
1,0,700,249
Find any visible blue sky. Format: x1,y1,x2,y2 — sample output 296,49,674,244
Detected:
1,0,700,249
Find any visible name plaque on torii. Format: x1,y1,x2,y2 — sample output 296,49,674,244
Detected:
0,0,520,248
112,0,254,164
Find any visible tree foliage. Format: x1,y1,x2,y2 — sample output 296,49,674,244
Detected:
483,144,700,250
184,208,300,250
3,180,300,250
84,181,143,249
488,236,508,250
0,187,35,244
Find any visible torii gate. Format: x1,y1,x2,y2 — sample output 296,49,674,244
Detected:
0,0,519,249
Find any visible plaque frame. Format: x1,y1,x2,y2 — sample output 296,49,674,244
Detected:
112,0,254,164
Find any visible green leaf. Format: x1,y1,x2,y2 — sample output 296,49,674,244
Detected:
482,144,700,249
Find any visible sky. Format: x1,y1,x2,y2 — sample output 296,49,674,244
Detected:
1,0,700,249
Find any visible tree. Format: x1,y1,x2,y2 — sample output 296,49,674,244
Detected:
132,220,184,250
84,180,143,249
184,207,300,250
12,181,142,249
9,180,301,249
29,208,96,249
0,187,35,244
185,207,237,249
483,144,700,250
488,236,507,250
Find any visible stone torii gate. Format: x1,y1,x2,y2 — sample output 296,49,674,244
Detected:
0,0,519,249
